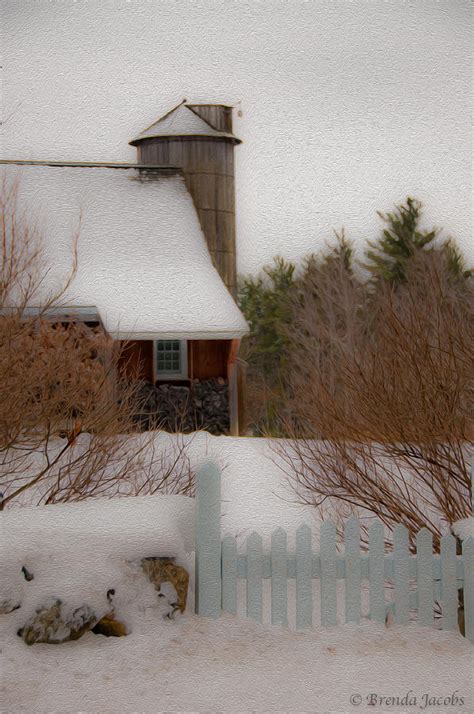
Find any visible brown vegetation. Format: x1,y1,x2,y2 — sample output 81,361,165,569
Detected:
0,175,192,508
280,245,473,549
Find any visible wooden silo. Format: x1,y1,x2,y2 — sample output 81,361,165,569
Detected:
129,101,241,296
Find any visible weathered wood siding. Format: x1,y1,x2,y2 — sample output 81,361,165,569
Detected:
118,339,153,381
227,339,240,436
187,104,234,132
188,339,231,380
118,339,232,383
137,134,237,295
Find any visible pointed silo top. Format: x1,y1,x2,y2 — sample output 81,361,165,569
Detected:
129,100,241,146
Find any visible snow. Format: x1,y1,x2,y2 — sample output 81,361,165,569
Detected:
2,431,321,542
185,432,321,547
453,517,474,543
1,433,472,712
0,493,194,623
130,102,239,144
1,493,195,559
0,432,317,622
2,163,248,340
1,612,472,713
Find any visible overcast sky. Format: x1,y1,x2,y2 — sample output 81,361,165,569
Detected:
1,0,472,274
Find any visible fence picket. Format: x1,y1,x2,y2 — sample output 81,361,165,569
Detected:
271,527,288,625
416,528,433,627
193,462,470,634
440,534,457,631
247,532,263,622
296,524,312,629
320,520,337,626
368,520,385,623
463,538,474,642
222,534,237,614
195,461,221,618
393,525,410,624
345,516,361,623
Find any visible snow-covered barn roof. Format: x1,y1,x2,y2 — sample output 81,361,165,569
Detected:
129,101,241,146
0,162,249,340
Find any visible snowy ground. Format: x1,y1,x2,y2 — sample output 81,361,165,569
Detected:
1,610,472,713
1,433,472,713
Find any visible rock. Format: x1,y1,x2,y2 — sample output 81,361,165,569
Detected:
91,614,128,637
17,598,98,645
22,565,34,581
0,599,21,614
141,557,189,615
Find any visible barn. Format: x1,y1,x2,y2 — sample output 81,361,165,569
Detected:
0,102,249,435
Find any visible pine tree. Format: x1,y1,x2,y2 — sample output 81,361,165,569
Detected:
238,239,355,436
364,197,437,284
238,256,296,380
364,197,471,284
238,257,296,435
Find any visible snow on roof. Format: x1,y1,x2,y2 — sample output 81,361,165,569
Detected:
2,164,249,340
129,102,241,145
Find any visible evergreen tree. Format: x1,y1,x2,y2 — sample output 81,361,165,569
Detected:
238,257,296,435
238,199,471,435
238,256,295,380
364,197,471,284
364,197,436,284
238,239,355,436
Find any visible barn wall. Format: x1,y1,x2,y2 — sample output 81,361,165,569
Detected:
188,339,231,380
118,340,154,381
117,339,232,383
116,338,238,434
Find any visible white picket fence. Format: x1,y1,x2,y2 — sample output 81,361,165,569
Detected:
194,462,474,640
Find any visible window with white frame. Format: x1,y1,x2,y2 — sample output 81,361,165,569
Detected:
155,340,188,379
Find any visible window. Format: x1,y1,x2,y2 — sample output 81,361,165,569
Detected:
155,340,188,379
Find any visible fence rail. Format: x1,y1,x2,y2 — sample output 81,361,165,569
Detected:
194,462,474,641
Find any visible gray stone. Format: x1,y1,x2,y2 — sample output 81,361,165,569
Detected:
0,599,21,614
17,598,99,645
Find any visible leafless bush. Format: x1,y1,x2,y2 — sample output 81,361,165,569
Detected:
0,175,191,507
281,246,473,550
124,433,196,497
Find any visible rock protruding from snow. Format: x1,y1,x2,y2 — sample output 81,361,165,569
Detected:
141,556,189,616
17,598,98,645
0,599,21,615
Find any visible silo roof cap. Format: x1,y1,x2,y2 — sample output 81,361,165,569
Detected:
129,101,241,146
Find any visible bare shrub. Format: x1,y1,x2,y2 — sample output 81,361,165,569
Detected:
124,433,195,497
0,175,191,508
281,245,473,550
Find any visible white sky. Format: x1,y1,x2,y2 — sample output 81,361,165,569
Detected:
1,0,472,274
